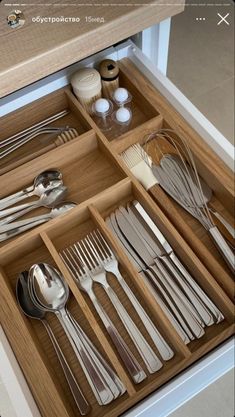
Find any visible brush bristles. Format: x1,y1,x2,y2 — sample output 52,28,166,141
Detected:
121,143,152,169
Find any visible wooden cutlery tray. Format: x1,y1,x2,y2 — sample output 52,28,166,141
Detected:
0,58,234,417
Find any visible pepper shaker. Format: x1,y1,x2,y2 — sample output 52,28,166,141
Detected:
99,59,119,100
92,98,113,131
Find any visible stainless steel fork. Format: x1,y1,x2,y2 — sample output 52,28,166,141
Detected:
61,247,147,384
90,230,174,361
75,239,163,374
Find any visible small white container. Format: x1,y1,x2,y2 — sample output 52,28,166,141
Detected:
71,68,102,114
112,107,132,135
113,87,132,107
92,98,113,131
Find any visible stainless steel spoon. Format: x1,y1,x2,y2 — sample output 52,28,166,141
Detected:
16,271,90,415
28,263,125,405
0,186,68,225
0,170,63,210
0,202,76,233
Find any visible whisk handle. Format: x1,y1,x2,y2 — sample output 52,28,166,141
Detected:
209,226,235,273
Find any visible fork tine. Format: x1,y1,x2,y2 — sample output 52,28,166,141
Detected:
75,241,94,269
90,231,107,259
95,230,113,257
85,235,102,263
68,247,83,272
61,250,78,277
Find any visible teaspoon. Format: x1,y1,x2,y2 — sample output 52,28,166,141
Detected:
28,263,125,405
16,271,90,415
0,170,63,210
0,186,68,224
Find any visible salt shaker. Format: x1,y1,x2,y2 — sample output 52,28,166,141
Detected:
113,87,132,107
99,59,119,100
92,98,113,131
70,68,102,114
112,107,132,135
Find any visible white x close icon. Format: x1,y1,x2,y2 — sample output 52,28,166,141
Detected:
217,13,230,26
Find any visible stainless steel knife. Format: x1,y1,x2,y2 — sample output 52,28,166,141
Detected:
126,204,215,326
106,215,192,344
115,208,205,338
133,201,224,323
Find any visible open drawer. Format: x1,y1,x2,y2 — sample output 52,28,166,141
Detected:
0,40,234,417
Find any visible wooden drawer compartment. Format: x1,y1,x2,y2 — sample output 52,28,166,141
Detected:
0,87,93,175
0,54,234,417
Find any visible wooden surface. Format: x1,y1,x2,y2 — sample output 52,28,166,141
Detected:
0,0,185,97
0,57,234,417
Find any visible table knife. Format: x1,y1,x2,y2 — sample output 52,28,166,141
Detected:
126,204,215,326
117,207,206,328
133,201,224,323
106,215,191,344
115,208,205,338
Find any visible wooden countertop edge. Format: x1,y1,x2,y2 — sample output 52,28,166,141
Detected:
0,4,184,98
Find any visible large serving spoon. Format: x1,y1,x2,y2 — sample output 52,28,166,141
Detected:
0,170,63,210
0,202,76,233
28,263,125,405
0,186,67,225
16,271,90,415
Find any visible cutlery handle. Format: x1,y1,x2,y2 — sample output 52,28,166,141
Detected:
161,256,215,326
58,309,117,405
146,267,194,341
0,200,37,221
66,310,126,396
152,260,205,339
155,258,205,327
104,284,163,373
169,253,224,323
42,320,90,415
0,186,34,210
210,209,235,240
89,292,146,384
116,271,174,361
209,226,235,273
0,219,46,242
0,213,49,232
140,271,191,345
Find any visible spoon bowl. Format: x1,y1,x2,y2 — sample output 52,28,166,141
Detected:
16,271,45,319
33,170,63,196
29,263,69,311
39,186,68,209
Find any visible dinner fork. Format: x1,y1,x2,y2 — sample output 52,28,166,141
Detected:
89,230,174,361
75,239,163,374
61,247,147,384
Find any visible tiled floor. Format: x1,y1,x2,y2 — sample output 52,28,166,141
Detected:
168,0,234,144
